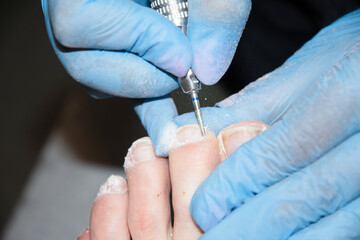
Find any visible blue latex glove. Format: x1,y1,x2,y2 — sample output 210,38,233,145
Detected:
175,9,360,239
42,0,251,156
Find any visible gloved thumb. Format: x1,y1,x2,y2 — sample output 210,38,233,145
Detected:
188,0,252,85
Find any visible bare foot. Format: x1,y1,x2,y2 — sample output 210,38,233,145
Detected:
80,121,268,239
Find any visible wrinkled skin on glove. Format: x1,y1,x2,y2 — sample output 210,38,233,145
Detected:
173,8,360,240
42,0,252,156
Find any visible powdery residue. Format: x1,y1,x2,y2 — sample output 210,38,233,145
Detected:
77,227,90,239
193,28,243,85
217,72,274,108
154,121,178,157
216,92,243,108
191,0,251,24
96,175,127,199
123,137,158,170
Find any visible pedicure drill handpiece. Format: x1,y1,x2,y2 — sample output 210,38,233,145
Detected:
150,0,206,136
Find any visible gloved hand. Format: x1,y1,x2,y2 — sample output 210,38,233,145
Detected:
42,0,252,156
174,9,360,239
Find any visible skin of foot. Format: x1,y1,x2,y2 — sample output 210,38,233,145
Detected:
78,121,268,240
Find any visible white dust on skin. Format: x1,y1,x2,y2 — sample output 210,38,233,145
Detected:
77,227,90,239
216,72,274,108
123,122,177,163
96,175,128,199
123,137,162,170
154,121,178,157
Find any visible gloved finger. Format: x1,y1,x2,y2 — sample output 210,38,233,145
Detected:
177,9,360,123
44,0,192,78
90,175,130,240
77,228,90,240
54,49,179,98
124,137,172,240
134,96,178,157
81,85,113,99
289,197,360,240
191,44,360,231
188,0,252,84
199,133,360,240
169,125,220,240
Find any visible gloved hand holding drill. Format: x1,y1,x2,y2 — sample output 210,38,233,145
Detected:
42,0,251,156
176,8,360,240
42,0,360,239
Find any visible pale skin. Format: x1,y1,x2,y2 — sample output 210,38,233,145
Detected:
78,121,269,240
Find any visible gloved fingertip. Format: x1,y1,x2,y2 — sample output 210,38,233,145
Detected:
190,194,203,229
147,35,192,78
190,183,223,233
138,10,193,78
190,30,240,85
195,69,222,86
135,96,178,156
190,188,208,232
82,85,113,99
187,0,252,85
170,42,193,78
152,121,178,157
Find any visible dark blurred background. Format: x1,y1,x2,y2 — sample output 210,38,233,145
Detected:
0,1,148,237
1,0,359,239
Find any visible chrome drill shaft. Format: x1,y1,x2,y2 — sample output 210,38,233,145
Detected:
150,0,206,136
190,91,206,136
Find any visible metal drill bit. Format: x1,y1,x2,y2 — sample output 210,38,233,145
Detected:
150,0,206,136
179,69,206,136
190,92,206,136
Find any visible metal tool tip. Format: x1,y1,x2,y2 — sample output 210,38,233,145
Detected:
194,105,206,136
200,123,206,136
190,92,206,136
